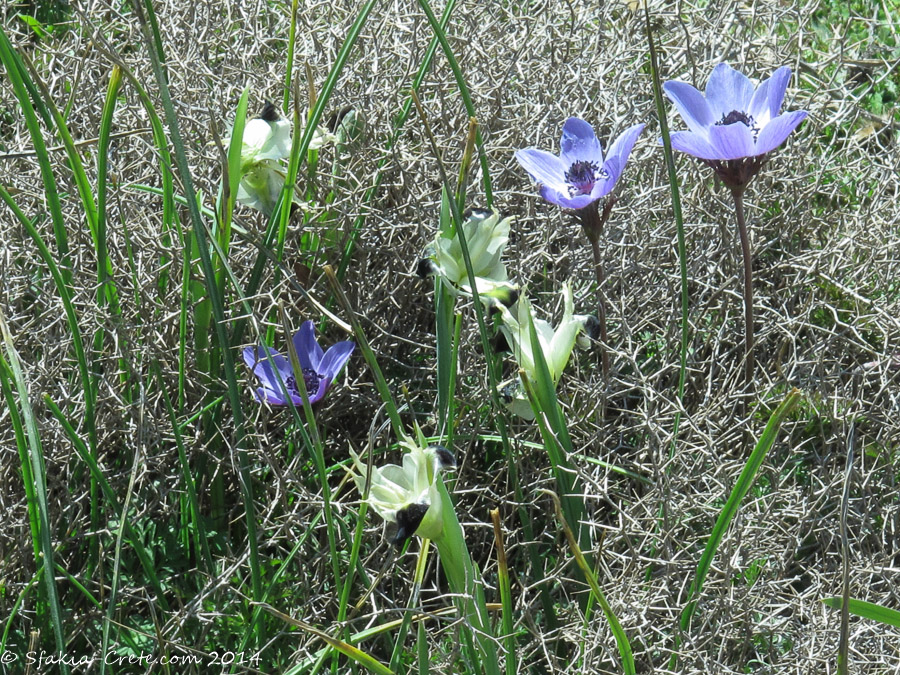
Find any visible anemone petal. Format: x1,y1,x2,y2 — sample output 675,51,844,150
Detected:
755,110,807,155
664,81,715,134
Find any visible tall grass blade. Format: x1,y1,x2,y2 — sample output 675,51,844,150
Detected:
0,27,70,277
821,598,900,629
414,0,492,204
541,490,635,675
490,508,517,675
96,65,124,312
0,356,39,562
671,388,802,668
0,187,96,456
42,396,168,606
643,0,689,452
129,0,262,632
0,310,68,673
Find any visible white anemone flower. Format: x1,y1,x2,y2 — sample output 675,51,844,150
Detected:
418,209,518,307
232,102,336,216
497,282,597,418
350,438,455,547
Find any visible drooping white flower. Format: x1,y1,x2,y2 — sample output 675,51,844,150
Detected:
350,437,455,547
418,209,519,307
231,101,336,216
496,282,598,419
499,281,594,383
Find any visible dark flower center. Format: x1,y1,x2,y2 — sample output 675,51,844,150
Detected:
717,110,760,140
286,369,322,398
564,160,609,196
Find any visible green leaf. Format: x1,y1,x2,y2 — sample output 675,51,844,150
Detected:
822,597,900,628
677,389,802,643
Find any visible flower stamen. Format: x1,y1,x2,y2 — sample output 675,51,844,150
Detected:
717,110,760,140
564,160,609,197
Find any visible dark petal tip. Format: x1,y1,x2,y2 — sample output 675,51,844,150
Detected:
429,445,456,469
491,330,511,354
392,503,430,547
502,288,519,308
584,315,602,341
259,101,280,122
327,105,353,133
416,258,437,279
464,207,494,222
498,380,518,404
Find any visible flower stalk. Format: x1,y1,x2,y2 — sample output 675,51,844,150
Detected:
576,196,617,380
731,187,755,389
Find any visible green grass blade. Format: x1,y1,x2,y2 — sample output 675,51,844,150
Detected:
0,311,68,673
0,356,39,562
96,65,124,311
414,0,492,204
336,0,458,280
541,490,634,675
490,509,517,675
154,364,215,577
389,542,431,672
42,395,169,608
18,51,99,244
324,266,405,437
0,186,96,454
282,0,300,112
672,389,802,667
643,0,688,449
216,87,249,292
432,481,502,675
129,0,262,631
821,598,900,628
0,27,71,277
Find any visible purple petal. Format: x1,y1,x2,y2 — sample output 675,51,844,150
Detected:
293,320,323,371
254,386,289,406
307,376,331,405
708,123,756,159
748,66,792,125
587,171,617,200
664,81,714,134
540,185,600,210
244,345,296,404
515,148,568,192
667,130,720,160
603,123,644,184
317,340,355,380
537,184,577,208
559,117,603,166
705,63,755,118
755,110,807,155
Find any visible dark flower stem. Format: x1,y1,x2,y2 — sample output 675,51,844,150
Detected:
731,187,754,390
578,197,616,381
588,234,610,381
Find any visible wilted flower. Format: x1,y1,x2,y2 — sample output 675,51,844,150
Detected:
417,208,518,308
242,320,354,406
663,63,808,188
233,101,336,215
350,439,456,547
497,283,598,418
515,117,644,212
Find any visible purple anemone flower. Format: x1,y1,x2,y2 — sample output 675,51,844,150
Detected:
663,63,807,163
242,321,354,406
515,118,645,211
